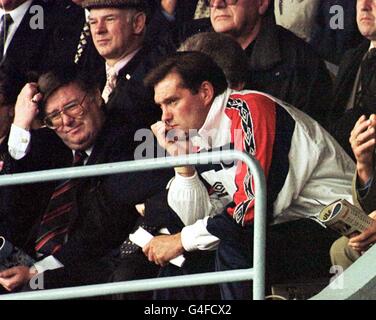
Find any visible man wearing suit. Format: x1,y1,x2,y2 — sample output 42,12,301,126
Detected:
0,65,170,291
83,0,163,132
329,0,376,159
0,0,53,74
331,114,376,270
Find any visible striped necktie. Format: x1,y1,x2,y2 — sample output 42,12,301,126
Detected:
74,21,90,65
102,67,117,103
35,151,88,256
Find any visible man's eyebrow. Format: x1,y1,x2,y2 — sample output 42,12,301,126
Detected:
162,96,179,104
47,99,78,114
89,14,118,21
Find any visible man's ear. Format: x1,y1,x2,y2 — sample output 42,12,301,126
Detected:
132,12,146,35
258,0,270,15
199,81,215,108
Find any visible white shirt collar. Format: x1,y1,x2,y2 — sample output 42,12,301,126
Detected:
105,48,141,78
191,88,233,150
0,0,32,21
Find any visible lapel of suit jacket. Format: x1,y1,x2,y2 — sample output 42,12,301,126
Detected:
332,40,369,118
85,120,122,167
107,46,147,100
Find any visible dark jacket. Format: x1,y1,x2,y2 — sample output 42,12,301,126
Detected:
105,43,163,131
353,171,376,214
1,0,53,75
0,137,12,241
6,121,171,268
328,40,370,160
243,15,333,128
329,40,369,122
158,15,333,128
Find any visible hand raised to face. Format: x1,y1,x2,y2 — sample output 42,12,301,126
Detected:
350,114,376,186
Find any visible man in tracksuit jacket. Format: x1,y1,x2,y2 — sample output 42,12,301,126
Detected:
143,52,355,299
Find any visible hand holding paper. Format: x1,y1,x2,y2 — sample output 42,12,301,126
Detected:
130,227,185,267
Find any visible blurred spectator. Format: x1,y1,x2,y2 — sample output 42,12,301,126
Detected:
331,114,376,270
329,0,376,159
160,0,333,128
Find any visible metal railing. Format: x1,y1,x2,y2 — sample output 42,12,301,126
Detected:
0,150,267,300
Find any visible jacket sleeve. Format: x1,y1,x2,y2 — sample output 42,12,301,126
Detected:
353,169,376,214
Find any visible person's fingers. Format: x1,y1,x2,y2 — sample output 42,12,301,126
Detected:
350,119,371,145
31,92,43,104
356,126,375,144
0,267,17,279
354,138,376,155
349,234,376,251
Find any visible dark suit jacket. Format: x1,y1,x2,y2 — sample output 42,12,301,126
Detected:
2,129,71,253
105,43,163,132
0,137,12,240
7,121,171,268
329,40,369,123
328,40,370,159
243,15,333,128
353,170,376,214
1,0,53,75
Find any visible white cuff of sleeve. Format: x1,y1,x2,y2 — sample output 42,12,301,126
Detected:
181,217,220,252
33,255,64,274
8,124,31,160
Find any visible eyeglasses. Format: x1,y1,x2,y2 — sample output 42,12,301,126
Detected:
204,0,238,7
43,94,87,129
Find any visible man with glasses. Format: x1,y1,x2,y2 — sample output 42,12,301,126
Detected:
161,0,333,128
0,64,170,292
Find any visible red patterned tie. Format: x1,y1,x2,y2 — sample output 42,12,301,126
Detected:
35,151,87,256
